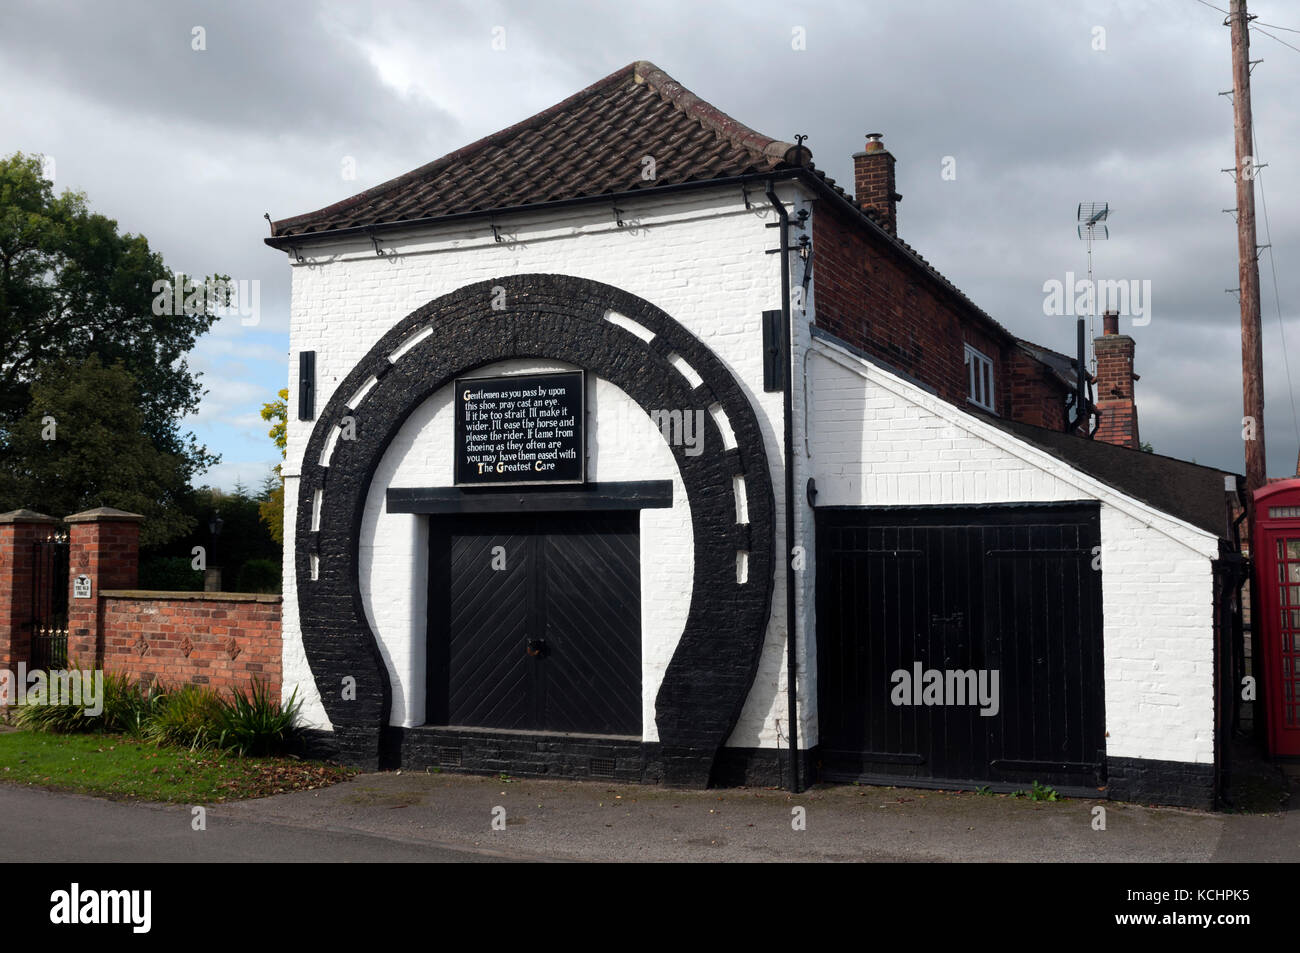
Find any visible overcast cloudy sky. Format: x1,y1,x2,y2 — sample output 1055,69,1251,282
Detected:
3,0,1298,487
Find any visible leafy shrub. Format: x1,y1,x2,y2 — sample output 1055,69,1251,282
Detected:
234,558,281,594
215,680,301,756
14,670,143,734
138,555,203,592
18,670,301,758
146,683,225,750
101,673,164,737
14,695,96,733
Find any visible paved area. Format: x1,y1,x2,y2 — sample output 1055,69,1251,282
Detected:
1,765,1296,862
0,784,520,862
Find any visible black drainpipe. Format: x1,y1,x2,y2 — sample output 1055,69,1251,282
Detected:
766,179,801,794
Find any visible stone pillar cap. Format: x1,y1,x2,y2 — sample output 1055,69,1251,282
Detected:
0,509,60,524
65,507,146,524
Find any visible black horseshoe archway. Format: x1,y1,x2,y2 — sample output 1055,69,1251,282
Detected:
295,273,775,787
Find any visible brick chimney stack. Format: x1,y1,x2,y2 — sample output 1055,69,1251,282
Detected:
1093,309,1141,449
853,133,901,235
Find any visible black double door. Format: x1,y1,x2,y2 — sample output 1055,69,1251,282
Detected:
427,510,642,736
816,504,1105,789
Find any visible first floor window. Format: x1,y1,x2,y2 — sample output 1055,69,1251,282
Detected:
965,344,995,411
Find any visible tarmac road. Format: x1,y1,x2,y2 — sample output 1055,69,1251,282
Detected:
0,769,1295,862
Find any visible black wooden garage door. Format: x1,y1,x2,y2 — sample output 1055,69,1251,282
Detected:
426,511,642,736
816,504,1105,790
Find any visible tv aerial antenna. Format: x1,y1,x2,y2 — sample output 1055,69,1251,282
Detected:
1076,201,1110,373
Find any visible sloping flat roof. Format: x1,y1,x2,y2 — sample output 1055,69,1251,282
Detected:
1015,338,1083,390
814,330,1234,543
979,414,1236,538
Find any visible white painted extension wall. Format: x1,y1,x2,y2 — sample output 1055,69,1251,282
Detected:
805,336,1220,766
279,183,817,747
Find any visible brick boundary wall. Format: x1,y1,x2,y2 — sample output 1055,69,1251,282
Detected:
0,506,282,695
96,591,281,695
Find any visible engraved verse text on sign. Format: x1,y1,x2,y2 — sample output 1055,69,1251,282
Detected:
454,371,585,485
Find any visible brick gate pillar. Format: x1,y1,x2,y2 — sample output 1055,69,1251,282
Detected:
66,507,144,667
0,510,61,672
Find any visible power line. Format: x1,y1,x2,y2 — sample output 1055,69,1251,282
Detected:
1251,127,1300,457
1190,0,1300,51
1251,23,1300,54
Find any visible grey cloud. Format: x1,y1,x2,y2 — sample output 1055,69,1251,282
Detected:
3,0,1298,481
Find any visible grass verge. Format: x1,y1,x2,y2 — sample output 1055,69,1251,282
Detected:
0,730,354,803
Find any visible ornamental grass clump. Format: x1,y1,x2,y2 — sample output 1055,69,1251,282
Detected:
18,672,303,758
215,679,301,756
145,683,226,751
100,672,164,737
15,670,158,735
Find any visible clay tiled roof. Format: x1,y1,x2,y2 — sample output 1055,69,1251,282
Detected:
269,61,807,240
266,59,1021,349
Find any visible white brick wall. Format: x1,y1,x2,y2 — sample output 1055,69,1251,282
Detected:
279,179,1216,770
281,184,817,746
805,338,1219,765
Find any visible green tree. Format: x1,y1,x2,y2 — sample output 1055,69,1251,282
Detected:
0,356,194,544
0,151,222,486
258,388,287,544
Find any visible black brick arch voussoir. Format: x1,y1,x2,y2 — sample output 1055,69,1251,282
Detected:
295,273,776,787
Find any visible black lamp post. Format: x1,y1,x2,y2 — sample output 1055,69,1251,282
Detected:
206,511,224,592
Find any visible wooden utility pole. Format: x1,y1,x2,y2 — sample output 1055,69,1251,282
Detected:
1231,0,1267,529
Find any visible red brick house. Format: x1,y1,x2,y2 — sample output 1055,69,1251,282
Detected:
807,132,1147,444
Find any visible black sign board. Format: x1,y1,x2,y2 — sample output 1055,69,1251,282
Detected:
454,371,586,486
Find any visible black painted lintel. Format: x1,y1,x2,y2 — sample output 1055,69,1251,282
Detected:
387,479,674,515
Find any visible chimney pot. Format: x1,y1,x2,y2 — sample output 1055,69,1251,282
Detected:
1103,310,1119,335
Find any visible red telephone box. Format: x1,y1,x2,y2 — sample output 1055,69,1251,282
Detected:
1253,480,1300,756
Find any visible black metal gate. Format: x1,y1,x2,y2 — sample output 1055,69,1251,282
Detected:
427,510,642,736
29,530,70,670
816,503,1105,791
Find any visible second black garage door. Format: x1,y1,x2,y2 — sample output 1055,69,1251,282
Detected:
816,503,1105,791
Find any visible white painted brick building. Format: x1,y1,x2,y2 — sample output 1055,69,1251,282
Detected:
268,61,1237,806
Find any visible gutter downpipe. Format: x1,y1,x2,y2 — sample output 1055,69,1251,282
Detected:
766,178,801,794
